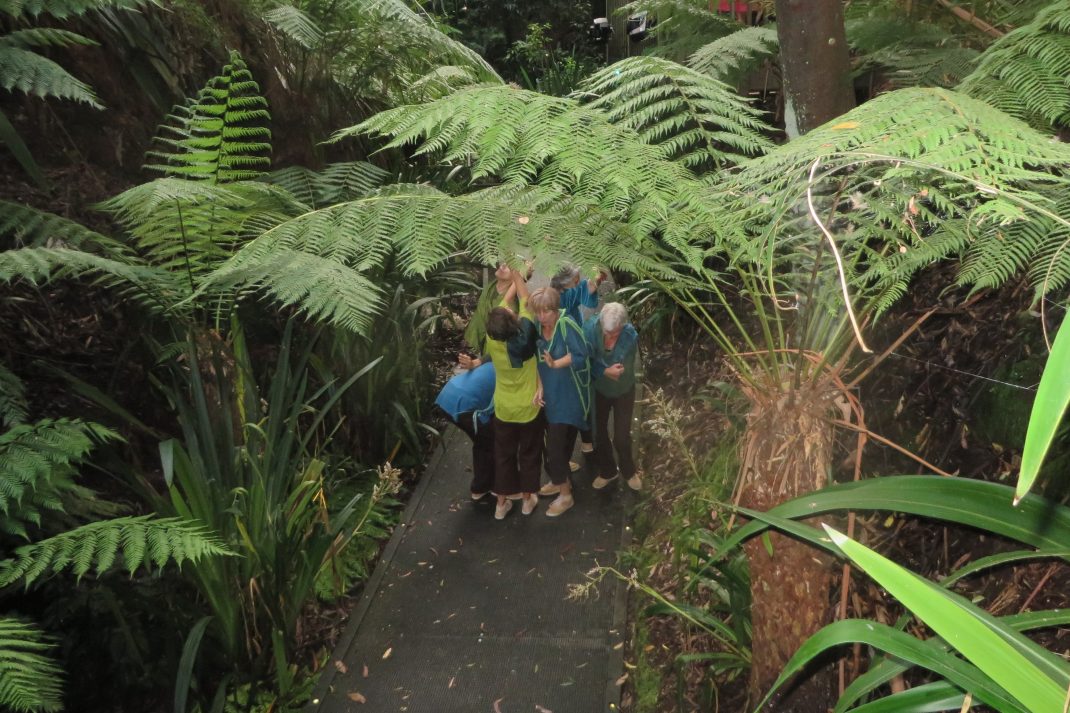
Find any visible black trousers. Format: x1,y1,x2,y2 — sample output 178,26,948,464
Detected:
493,413,544,495
545,422,578,485
594,387,636,480
451,410,496,494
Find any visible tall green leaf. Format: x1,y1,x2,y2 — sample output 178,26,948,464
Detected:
1017,316,1070,503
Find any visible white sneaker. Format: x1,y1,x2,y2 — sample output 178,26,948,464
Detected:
546,494,575,517
521,494,538,515
494,499,513,520
592,475,618,490
626,474,642,491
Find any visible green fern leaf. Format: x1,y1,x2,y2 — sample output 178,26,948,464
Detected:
688,25,779,84
0,43,100,106
264,4,323,49
0,617,63,713
960,0,1070,130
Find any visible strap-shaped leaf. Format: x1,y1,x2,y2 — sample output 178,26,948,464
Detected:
1018,315,1070,503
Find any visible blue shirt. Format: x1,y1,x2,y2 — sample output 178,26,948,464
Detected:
536,312,590,429
434,362,495,423
560,280,600,327
584,316,638,398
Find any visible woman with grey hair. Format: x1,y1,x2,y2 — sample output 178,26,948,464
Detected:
583,302,641,491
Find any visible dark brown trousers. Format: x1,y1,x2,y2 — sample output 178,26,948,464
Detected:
493,413,544,495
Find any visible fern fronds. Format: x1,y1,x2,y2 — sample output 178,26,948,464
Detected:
406,65,483,102
578,56,773,173
0,365,27,427
264,161,388,209
0,418,116,537
1,0,145,19
0,617,63,713
725,87,1070,315
264,4,323,49
959,0,1070,130
0,42,101,106
0,199,125,252
688,26,779,84
144,50,271,183
618,0,741,62
0,515,231,587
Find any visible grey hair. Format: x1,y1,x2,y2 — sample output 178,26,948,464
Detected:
600,302,628,332
550,264,581,291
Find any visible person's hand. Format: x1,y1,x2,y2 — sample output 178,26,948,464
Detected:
605,363,624,381
542,350,556,368
458,353,481,370
533,384,545,407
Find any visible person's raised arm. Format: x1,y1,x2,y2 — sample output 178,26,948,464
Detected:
511,266,531,303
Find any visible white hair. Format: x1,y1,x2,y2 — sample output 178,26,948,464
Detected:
600,302,628,332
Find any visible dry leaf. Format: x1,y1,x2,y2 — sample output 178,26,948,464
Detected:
347,691,367,703
333,660,347,674
535,706,553,713
382,647,393,660
615,673,629,686
831,121,859,130
493,697,505,713
362,664,369,678
448,677,456,689
517,216,530,225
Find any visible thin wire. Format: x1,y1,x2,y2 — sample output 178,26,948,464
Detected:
889,351,1038,392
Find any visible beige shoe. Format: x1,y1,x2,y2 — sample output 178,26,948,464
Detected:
626,474,642,491
521,494,538,515
580,442,594,454
539,482,561,496
494,499,513,520
569,460,581,472
592,475,618,490
471,491,489,501
546,494,575,517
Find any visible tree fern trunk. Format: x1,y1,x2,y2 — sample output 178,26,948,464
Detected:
738,383,837,711
774,0,854,137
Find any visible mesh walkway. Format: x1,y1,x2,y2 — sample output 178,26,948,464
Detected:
311,429,631,713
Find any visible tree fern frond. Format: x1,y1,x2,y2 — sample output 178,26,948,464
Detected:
618,0,741,62
688,25,779,84
406,65,483,101
0,365,27,428
2,27,96,48
263,161,388,209
0,617,63,713
263,4,323,49
578,55,773,173
0,44,100,106
0,199,126,252
959,0,1070,130
0,515,231,587
1,0,146,19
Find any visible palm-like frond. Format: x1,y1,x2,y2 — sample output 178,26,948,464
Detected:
263,161,388,209
0,199,125,251
0,365,27,428
619,0,742,62
405,65,483,102
264,4,323,49
959,0,1070,130
1,0,144,19
688,26,779,84
0,418,116,538
144,50,271,183
578,56,773,174
0,515,231,587
0,42,101,106
0,617,63,713
726,87,1070,314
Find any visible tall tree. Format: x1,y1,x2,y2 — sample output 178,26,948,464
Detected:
775,0,854,136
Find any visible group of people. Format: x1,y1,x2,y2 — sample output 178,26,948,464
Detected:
435,262,639,519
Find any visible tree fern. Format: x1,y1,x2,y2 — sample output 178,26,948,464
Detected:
0,515,231,587
619,0,741,62
0,617,63,713
263,4,323,49
0,364,27,428
144,50,271,183
1,0,145,20
959,0,1070,130
577,55,773,174
0,39,100,106
263,161,388,209
688,25,779,85
0,418,117,538
0,200,127,252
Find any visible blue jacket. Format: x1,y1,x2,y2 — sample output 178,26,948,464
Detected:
434,362,495,424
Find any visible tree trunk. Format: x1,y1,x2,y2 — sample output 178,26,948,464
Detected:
774,0,854,137
738,377,838,711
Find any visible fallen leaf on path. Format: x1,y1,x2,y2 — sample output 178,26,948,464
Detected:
493,697,505,712
382,647,393,660
333,660,347,674
615,673,629,686
362,664,369,678
347,692,366,703
535,706,553,713
448,677,456,689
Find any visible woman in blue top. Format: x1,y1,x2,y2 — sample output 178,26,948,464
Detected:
434,361,496,499
530,286,589,517
584,302,641,491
